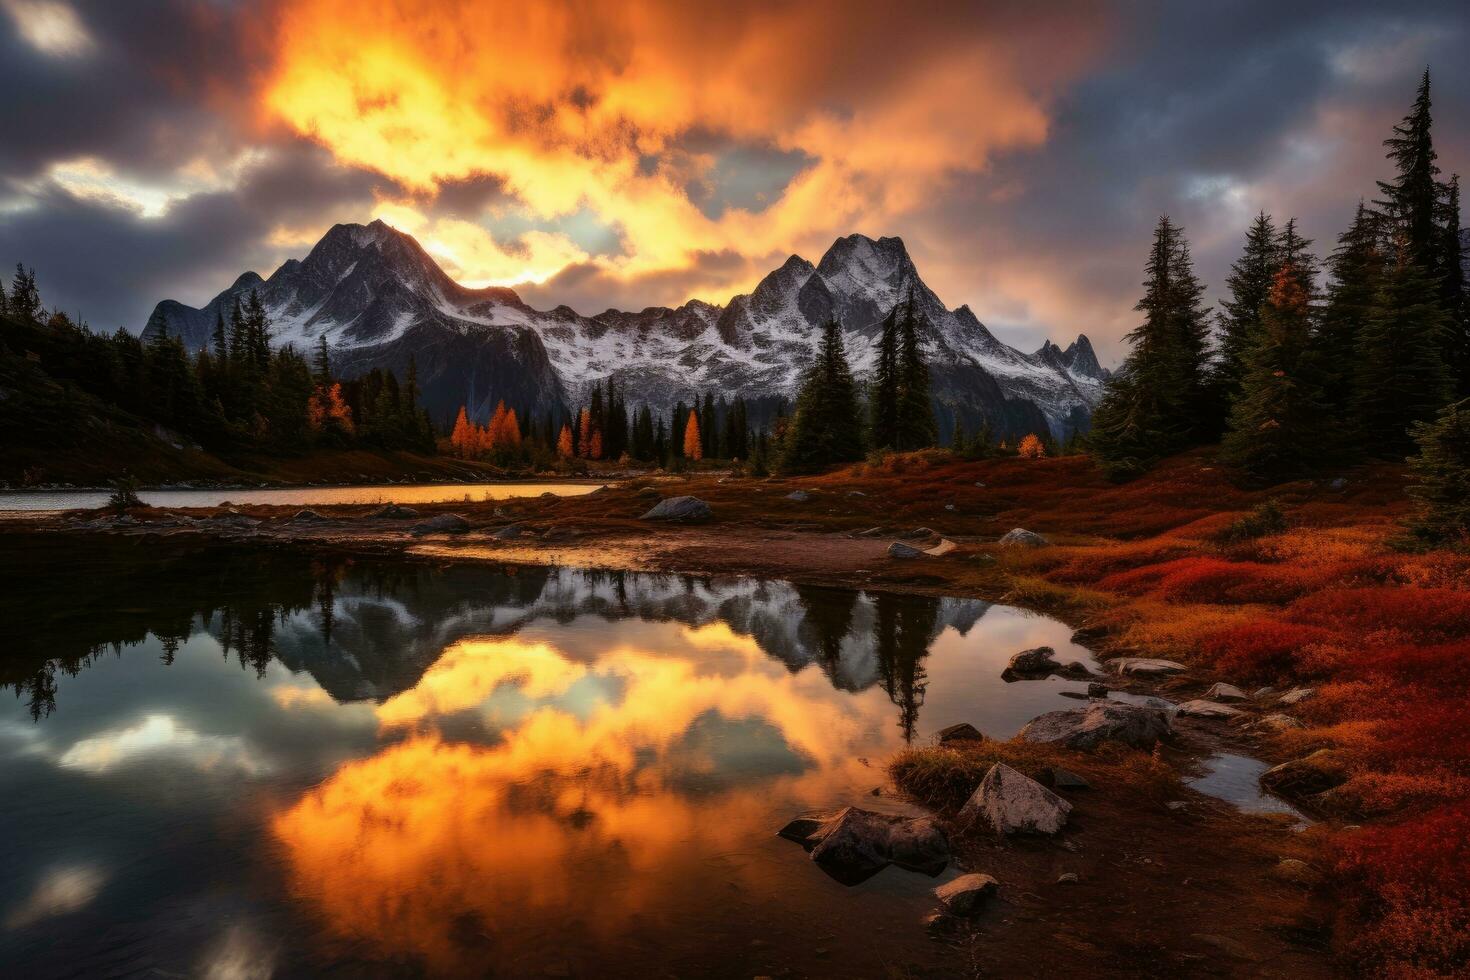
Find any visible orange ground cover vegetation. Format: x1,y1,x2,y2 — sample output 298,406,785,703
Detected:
832,449,1464,976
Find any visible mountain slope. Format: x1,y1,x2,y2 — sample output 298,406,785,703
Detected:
144,221,1107,438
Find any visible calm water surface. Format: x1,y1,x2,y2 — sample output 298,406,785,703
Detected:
0,541,1104,977
0,482,599,513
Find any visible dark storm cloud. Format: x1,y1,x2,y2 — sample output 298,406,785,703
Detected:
0,144,391,329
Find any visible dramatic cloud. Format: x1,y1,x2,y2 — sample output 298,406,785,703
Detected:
1,1,1467,360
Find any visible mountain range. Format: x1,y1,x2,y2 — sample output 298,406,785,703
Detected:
142,220,1108,438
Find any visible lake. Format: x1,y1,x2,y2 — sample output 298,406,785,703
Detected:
0,482,601,514
0,540,1104,977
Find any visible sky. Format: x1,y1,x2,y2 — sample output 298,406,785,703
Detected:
1,0,1467,365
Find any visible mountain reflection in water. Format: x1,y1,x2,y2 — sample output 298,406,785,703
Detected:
0,540,1097,977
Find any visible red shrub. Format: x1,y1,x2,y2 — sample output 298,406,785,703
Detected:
1335,802,1470,976
1099,557,1324,604
1289,588,1470,644
1198,620,1336,682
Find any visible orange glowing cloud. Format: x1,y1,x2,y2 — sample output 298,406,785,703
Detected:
257,0,1107,304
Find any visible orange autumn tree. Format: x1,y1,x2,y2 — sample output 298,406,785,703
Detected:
308,382,355,436
450,407,472,457
556,424,573,458
1018,433,1047,458
683,412,703,461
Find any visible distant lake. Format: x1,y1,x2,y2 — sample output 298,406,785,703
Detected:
0,541,1105,977
0,482,601,513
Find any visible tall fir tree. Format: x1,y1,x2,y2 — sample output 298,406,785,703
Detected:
1087,216,1213,479
780,318,865,473
212,310,229,363
1439,173,1469,396
1220,264,1326,483
1317,203,1385,430
1216,211,1279,406
895,295,937,450
1352,237,1453,455
1376,70,1441,274
870,303,901,448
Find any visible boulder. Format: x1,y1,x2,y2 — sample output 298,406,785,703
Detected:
785,490,813,502
1255,713,1303,732
1005,646,1061,676
936,723,985,745
368,504,419,519
1176,699,1244,720
490,523,527,540
779,807,950,884
1279,687,1316,706
1260,751,1347,798
887,541,926,559
1204,682,1250,703
925,538,958,557
1018,701,1171,751
639,496,712,522
1041,767,1091,791
1108,657,1188,677
998,528,1048,548
411,513,470,536
958,763,1072,835
934,873,999,915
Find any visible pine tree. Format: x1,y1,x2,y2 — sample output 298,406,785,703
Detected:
780,318,865,473
1353,238,1453,455
9,264,40,320
1088,216,1213,479
1216,211,1279,405
1440,173,1469,396
313,335,331,384
1376,70,1441,273
701,392,717,459
1221,264,1325,483
212,310,228,363
895,296,937,449
1317,203,1385,429
1404,397,1470,544
870,304,900,448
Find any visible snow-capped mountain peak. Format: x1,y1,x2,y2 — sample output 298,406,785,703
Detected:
143,223,1106,438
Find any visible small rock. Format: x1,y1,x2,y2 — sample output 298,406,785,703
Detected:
974,481,986,488
490,523,527,540
944,503,957,512
780,807,950,884
934,873,999,915
368,504,419,519
1018,701,1172,751
923,911,960,937
1273,858,1325,887
636,486,661,498
924,538,958,557
291,509,328,522
901,527,937,539
1260,751,1347,797
1176,699,1244,720
1279,687,1316,706
887,541,926,559
1204,682,1250,703
1108,657,1188,677
1256,713,1303,732
936,723,985,745
958,763,1072,835
786,490,813,502
1252,686,1277,700
856,526,886,537
410,513,470,536
640,496,712,522
1328,477,1348,491
998,527,1048,548
846,490,866,497
1005,646,1061,676
1086,682,1109,698
1057,872,1079,885
1043,767,1091,791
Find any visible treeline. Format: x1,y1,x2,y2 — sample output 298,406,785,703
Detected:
0,276,434,455
1089,70,1469,539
